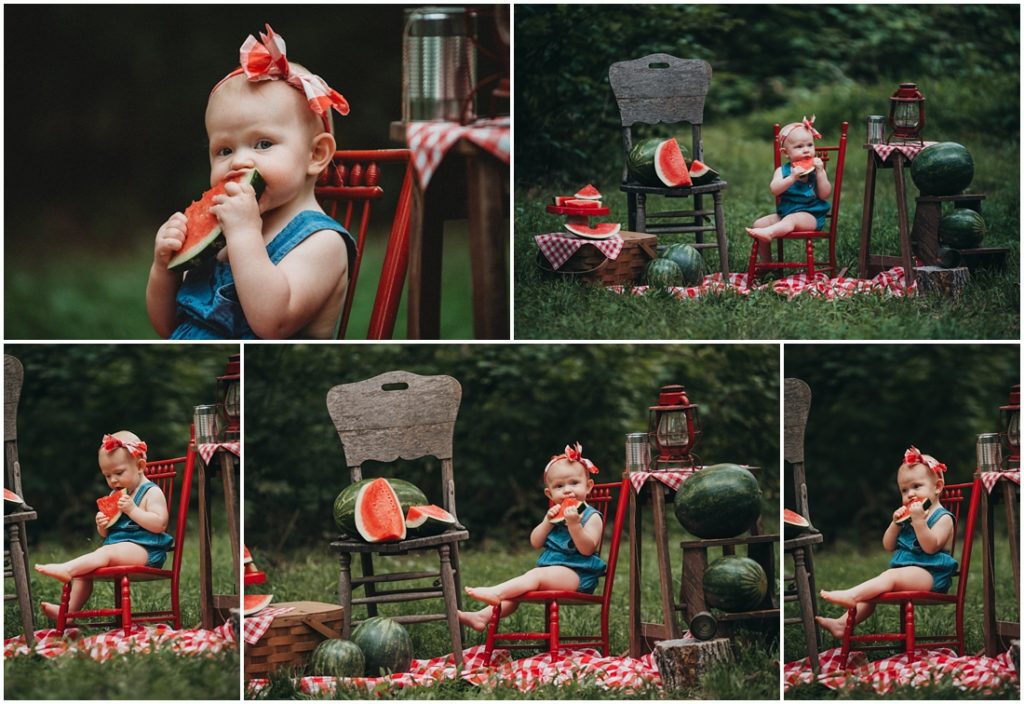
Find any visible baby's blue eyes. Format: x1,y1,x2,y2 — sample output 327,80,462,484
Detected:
214,140,273,157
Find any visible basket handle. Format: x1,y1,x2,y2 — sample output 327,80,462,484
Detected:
303,615,343,640
536,249,610,276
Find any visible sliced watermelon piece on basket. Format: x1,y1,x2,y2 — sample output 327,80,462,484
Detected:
564,222,621,239
242,594,273,615
550,498,588,525
654,138,692,187
574,184,602,200
354,477,407,542
405,505,457,537
96,488,128,526
4,488,24,504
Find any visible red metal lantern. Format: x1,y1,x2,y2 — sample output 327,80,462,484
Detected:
648,384,701,470
887,82,925,144
1000,384,1019,468
216,354,240,438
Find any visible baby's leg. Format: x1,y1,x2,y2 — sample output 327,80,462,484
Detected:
41,578,96,622
36,543,149,583
820,566,933,609
461,566,580,631
816,602,877,640
746,212,818,243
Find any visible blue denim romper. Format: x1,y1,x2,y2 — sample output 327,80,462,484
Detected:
889,506,958,593
777,162,831,231
535,504,607,593
102,481,174,568
171,210,356,339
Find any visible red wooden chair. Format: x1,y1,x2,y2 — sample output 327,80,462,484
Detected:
838,478,982,667
315,149,414,340
56,449,196,637
746,121,849,283
482,477,630,663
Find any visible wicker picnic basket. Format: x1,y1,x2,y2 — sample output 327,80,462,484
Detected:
244,601,344,679
537,230,658,286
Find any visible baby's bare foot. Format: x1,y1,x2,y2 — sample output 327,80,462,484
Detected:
815,615,847,640
745,227,774,243
458,609,492,632
35,564,73,583
40,601,61,621
464,586,501,607
819,589,858,609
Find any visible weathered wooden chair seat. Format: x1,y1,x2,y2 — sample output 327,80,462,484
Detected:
326,370,468,666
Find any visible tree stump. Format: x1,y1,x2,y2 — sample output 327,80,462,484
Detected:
913,265,969,300
654,637,733,692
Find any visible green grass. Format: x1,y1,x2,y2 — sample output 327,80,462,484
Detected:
4,517,239,699
244,513,779,700
514,79,1019,340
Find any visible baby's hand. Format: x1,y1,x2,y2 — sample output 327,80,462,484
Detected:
812,157,825,171
545,505,562,522
96,511,109,529
907,499,926,520
563,504,582,526
116,494,134,516
154,212,188,266
210,179,263,239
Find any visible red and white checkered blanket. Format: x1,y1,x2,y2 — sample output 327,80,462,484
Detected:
536,232,624,270
197,441,240,464
785,647,1018,694
246,645,661,695
628,469,697,494
610,267,917,300
4,622,235,661
870,141,938,163
242,605,294,644
406,118,510,190
980,469,1020,493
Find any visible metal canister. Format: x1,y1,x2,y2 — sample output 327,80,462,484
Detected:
938,246,963,268
867,115,886,144
402,7,477,123
625,433,650,473
194,404,223,445
977,433,1002,473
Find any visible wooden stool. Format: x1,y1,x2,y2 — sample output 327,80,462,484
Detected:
197,446,240,628
979,471,1020,655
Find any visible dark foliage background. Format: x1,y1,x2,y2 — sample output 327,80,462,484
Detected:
785,344,1019,543
515,4,1020,184
6,344,237,540
244,344,779,550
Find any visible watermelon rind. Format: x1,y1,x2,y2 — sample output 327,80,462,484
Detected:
549,499,588,525
309,638,365,678
242,593,273,615
167,169,266,272
353,478,406,542
334,478,428,538
564,222,621,239
645,258,684,288
782,508,809,528
910,142,974,196
938,208,986,248
405,504,456,537
627,137,689,187
702,556,767,612
674,463,762,539
351,616,413,676
688,160,720,186
661,243,706,286
654,138,692,187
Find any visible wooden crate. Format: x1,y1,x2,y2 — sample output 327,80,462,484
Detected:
538,230,657,286
244,601,344,679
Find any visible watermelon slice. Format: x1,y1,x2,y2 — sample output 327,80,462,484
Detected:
4,488,24,504
405,504,457,537
242,593,273,615
783,508,809,528
654,138,692,187
550,498,588,525
689,160,720,186
96,488,128,526
562,198,600,209
167,169,266,272
243,545,253,565
564,222,621,239
791,158,815,176
894,498,931,525
574,184,602,200
354,477,407,542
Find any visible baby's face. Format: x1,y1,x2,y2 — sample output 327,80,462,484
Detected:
544,460,592,503
782,127,816,161
897,463,942,505
205,79,324,213
98,449,145,492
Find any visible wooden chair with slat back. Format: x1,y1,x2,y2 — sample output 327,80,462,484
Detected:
326,370,470,666
315,149,414,339
5,355,38,644
783,377,824,673
609,54,730,274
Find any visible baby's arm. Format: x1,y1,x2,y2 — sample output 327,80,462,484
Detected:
769,166,798,197
119,487,170,534
529,506,560,549
567,513,604,556
911,511,954,554
812,158,833,199
882,511,902,551
96,511,110,538
146,212,188,338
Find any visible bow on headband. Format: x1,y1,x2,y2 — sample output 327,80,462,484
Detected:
544,442,600,477
780,114,823,145
216,24,350,130
904,445,947,475
101,434,148,459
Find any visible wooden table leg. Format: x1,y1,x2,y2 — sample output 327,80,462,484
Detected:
650,485,679,641
858,151,877,278
407,186,445,339
464,147,509,340
892,153,916,286
221,454,241,594
628,483,643,658
197,455,214,630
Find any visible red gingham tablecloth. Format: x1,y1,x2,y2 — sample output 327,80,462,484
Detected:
628,469,697,494
4,622,235,662
197,441,240,465
246,644,662,696
535,232,624,270
785,646,1018,695
242,605,295,645
980,469,1021,493
406,117,510,190
870,140,938,163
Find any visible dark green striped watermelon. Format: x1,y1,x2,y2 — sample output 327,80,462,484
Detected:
674,464,762,538
405,504,457,537
661,243,706,286
938,208,986,248
646,258,684,287
334,478,427,538
627,137,690,187
688,160,720,186
308,638,365,678
703,555,767,612
351,616,413,676
910,142,974,196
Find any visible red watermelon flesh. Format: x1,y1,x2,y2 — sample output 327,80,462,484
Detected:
783,508,809,528
243,545,253,565
242,593,273,615
550,498,588,525
4,488,24,503
354,478,407,542
654,138,692,187
894,498,931,524
792,158,815,176
564,222,621,239
96,488,128,526
167,169,266,272
574,184,602,200
562,198,600,209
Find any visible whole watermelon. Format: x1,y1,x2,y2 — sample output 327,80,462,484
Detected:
646,258,684,287
910,142,974,196
938,208,986,248
308,638,365,678
702,556,767,612
334,478,427,537
351,616,413,676
674,464,762,538
627,137,688,186
661,243,706,286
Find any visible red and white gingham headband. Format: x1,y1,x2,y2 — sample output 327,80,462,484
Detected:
211,24,350,132
544,442,600,478
101,434,148,459
903,445,947,475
